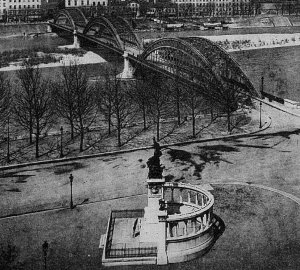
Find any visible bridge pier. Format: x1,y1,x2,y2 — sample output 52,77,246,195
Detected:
46,23,52,33
117,51,135,80
73,29,80,49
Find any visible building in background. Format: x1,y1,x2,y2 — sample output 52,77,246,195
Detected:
169,0,257,17
0,0,44,21
65,0,108,8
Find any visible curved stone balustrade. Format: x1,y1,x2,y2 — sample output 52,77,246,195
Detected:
163,182,214,221
162,182,216,264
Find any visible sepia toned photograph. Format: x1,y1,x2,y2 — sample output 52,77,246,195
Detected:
0,0,300,269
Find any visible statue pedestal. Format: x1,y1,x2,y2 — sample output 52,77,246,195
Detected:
140,178,165,242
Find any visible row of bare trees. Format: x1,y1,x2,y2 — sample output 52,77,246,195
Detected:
0,61,97,159
0,60,247,161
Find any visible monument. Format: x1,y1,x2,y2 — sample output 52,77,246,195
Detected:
100,139,223,266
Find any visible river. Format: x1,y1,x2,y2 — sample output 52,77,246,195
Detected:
1,27,300,101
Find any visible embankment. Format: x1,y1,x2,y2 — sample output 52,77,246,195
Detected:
0,23,48,37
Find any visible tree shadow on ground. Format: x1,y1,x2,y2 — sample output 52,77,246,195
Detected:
234,144,273,149
0,172,34,182
224,128,300,142
167,146,237,179
53,162,87,175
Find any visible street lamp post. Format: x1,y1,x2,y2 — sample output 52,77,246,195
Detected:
259,101,262,129
69,174,74,209
60,126,63,158
42,241,49,270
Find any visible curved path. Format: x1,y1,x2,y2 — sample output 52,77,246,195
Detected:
212,182,300,206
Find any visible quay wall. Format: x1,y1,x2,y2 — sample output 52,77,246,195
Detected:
0,23,48,37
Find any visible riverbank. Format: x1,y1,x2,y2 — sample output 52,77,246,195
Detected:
0,50,106,72
143,32,300,52
0,22,48,38
207,32,300,52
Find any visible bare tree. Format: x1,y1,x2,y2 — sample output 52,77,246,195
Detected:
97,65,137,147
95,68,115,135
14,61,54,158
170,74,184,125
183,86,207,138
112,80,137,147
146,73,172,141
53,65,78,140
210,81,250,133
0,73,11,162
0,72,11,128
59,62,97,152
15,60,40,144
128,76,149,130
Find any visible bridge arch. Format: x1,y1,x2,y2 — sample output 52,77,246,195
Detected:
140,37,258,98
83,16,142,50
54,8,88,30
83,17,124,49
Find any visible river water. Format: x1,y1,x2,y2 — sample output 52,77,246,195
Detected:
1,27,300,100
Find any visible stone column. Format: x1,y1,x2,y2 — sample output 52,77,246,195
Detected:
184,220,188,236
179,189,183,203
167,222,171,239
195,193,198,205
46,23,52,33
198,217,203,232
174,222,178,237
73,29,80,49
157,211,168,265
171,187,174,202
117,51,135,79
187,191,191,203
192,218,196,234
203,213,207,228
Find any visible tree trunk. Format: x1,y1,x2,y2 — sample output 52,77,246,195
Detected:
29,114,33,144
70,120,74,140
142,103,147,130
108,107,111,135
227,110,231,133
156,113,160,141
117,114,121,147
117,126,121,147
79,118,84,152
80,128,84,152
35,121,39,158
192,108,196,138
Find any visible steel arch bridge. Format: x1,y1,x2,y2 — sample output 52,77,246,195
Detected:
83,16,142,50
54,8,88,31
53,8,142,51
50,12,259,99
139,37,258,98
